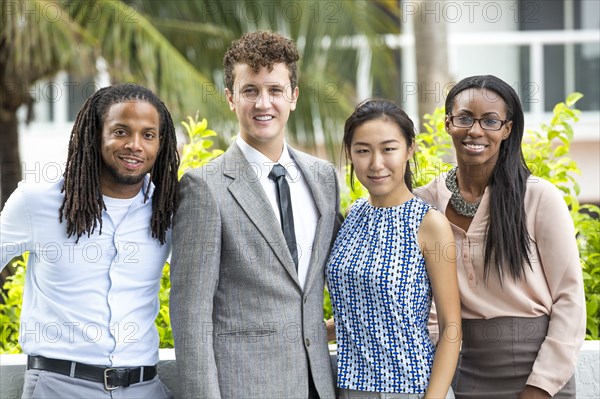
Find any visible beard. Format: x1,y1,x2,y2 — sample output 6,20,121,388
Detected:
103,163,148,186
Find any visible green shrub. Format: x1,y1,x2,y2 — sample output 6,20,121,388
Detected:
0,254,26,353
412,107,454,188
156,261,173,348
521,93,599,339
1,100,599,354
178,115,224,179
156,115,223,348
575,204,600,339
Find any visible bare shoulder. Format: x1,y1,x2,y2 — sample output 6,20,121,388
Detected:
418,208,453,246
421,208,451,232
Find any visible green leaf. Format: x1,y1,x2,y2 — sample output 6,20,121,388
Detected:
566,92,584,107
587,298,599,315
553,146,568,157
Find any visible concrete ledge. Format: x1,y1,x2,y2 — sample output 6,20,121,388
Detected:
578,340,600,399
1,342,598,398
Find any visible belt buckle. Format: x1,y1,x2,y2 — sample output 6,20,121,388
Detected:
103,368,120,391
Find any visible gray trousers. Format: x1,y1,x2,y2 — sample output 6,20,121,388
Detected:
22,370,172,399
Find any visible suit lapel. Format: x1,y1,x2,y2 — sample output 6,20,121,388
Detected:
224,144,301,286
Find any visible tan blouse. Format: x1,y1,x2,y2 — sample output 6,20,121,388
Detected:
415,174,586,396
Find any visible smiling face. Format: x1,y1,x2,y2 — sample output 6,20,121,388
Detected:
446,88,512,168
225,62,298,160
100,101,161,198
349,118,415,207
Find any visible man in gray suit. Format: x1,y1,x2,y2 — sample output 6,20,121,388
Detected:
170,31,341,399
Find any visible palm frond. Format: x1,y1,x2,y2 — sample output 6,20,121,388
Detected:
1,0,97,85
68,0,229,121
3,0,402,157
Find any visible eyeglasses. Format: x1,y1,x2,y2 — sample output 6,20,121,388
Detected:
448,115,509,131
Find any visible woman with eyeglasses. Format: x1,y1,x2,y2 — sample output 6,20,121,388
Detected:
415,75,585,399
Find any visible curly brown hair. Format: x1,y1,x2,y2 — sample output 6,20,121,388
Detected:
223,30,300,92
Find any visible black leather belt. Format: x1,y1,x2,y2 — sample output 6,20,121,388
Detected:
27,355,157,391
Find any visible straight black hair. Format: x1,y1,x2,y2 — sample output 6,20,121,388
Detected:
445,75,532,282
343,99,416,191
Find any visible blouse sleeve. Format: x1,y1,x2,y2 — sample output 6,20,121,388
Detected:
526,180,586,396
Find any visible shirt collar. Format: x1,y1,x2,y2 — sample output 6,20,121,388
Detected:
100,174,154,205
236,135,295,179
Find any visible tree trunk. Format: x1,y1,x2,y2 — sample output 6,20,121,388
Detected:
1,34,27,210
0,107,21,209
413,0,451,121
0,103,22,297
0,69,29,291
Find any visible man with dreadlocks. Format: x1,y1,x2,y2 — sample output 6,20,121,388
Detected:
0,83,178,398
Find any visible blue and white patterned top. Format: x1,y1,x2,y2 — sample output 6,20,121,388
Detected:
326,197,435,393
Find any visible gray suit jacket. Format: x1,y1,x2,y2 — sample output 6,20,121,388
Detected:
170,143,341,399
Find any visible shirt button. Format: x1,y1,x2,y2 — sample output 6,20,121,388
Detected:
305,338,311,347
468,274,474,280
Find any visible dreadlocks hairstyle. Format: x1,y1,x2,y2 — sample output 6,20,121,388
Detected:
59,83,179,245
445,75,532,283
223,30,300,92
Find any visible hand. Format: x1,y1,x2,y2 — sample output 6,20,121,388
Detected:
518,385,551,399
325,317,336,342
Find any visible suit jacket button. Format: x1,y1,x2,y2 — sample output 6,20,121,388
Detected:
305,338,310,347
303,297,307,303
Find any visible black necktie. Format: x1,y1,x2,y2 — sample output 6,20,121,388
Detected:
268,164,298,269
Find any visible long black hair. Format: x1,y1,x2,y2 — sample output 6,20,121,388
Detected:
59,83,179,245
445,75,532,282
343,99,416,191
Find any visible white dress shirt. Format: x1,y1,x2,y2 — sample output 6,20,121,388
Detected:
0,176,170,367
236,136,319,289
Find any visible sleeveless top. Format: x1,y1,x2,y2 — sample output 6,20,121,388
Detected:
326,197,435,393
